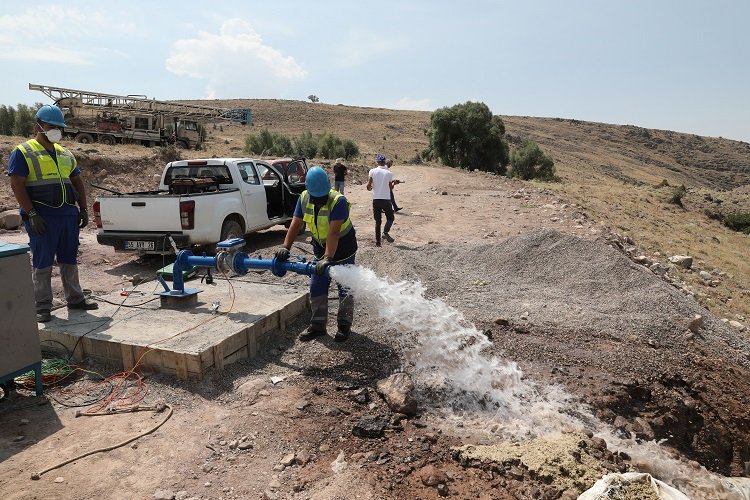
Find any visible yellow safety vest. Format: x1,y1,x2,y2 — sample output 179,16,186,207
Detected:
15,139,78,208
301,189,353,246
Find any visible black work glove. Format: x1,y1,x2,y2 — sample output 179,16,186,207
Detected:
27,209,47,234
274,247,290,261
78,208,89,229
314,256,330,276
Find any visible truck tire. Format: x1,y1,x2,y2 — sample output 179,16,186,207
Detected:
220,219,243,242
76,133,94,144
100,135,116,145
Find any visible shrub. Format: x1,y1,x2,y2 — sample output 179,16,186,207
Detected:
245,129,359,160
656,179,670,188
157,144,181,163
243,128,293,157
427,101,509,174
668,185,687,207
724,212,750,234
294,130,318,159
509,140,557,181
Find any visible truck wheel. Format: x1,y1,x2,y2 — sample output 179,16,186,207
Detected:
220,220,243,242
100,135,116,145
76,133,94,144
176,140,189,149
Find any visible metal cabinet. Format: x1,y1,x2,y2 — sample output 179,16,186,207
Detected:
0,241,42,396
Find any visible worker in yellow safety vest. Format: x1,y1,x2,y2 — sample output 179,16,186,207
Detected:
275,166,358,342
7,104,99,323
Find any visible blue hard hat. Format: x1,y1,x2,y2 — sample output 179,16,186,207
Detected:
376,155,386,162
35,104,67,127
306,166,330,197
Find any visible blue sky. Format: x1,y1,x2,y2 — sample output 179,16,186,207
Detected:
1,0,748,142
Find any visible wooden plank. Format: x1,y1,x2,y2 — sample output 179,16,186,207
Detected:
223,346,248,366
174,353,188,380
213,344,224,371
121,344,135,371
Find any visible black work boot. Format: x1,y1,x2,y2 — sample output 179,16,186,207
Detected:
334,324,351,342
299,327,327,342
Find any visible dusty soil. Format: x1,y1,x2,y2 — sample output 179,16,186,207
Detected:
1,106,749,500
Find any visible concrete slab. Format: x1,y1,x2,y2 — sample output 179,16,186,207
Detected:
38,280,309,379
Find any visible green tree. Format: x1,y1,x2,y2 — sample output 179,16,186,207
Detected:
13,104,36,137
341,139,359,160
0,105,15,135
294,130,318,158
244,128,294,156
317,131,344,159
509,140,557,181
427,101,509,174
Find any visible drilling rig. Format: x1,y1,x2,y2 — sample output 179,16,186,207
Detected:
29,83,252,149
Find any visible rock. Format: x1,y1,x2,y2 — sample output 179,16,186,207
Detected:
295,399,311,410
352,415,389,438
175,492,189,500
54,477,65,483
669,255,693,269
262,490,278,500
296,449,311,465
377,373,418,416
0,210,22,230
323,406,342,416
633,255,651,265
202,463,212,473
268,478,282,490
494,317,510,326
613,416,628,430
699,270,712,280
348,388,370,404
238,441,253,450
153,490,175,500
729,320,746,331
238,378,267,398
229,440,238,449
319,444,330,452
331,450,347,473
688,314,704,333
280,453,296,467
418,464,447,486
441,191,448,195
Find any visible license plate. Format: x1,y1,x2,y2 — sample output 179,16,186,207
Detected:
125,240,155,250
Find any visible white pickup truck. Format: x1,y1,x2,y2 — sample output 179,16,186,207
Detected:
94,157,309,254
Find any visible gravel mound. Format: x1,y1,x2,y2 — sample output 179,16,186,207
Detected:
351,230,750,476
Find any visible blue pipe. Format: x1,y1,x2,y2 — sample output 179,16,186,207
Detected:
170,249,324,292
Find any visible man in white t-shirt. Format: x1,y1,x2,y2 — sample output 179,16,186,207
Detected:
366,155,395,246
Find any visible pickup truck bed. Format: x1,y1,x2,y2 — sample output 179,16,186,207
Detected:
94,158,308,253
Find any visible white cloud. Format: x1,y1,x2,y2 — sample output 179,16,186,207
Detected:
165,19,307,98
336,29,405,67
389,97,434,111
0,5,136,64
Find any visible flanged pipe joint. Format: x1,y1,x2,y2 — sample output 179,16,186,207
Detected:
170,238,324,293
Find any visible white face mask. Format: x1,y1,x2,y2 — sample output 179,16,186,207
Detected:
44,128,63,143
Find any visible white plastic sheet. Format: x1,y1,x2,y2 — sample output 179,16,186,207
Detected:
578,472,689,500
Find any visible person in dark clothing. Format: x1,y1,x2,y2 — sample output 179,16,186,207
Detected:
332,158,348,194
385,158,402,212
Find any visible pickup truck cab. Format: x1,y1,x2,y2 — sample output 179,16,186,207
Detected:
94,157,307,254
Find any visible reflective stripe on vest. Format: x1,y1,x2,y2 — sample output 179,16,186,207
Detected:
16,140,77,208
301,189,352,246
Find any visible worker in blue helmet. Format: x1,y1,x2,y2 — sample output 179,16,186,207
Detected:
7,104,98,323
275,165,358,342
